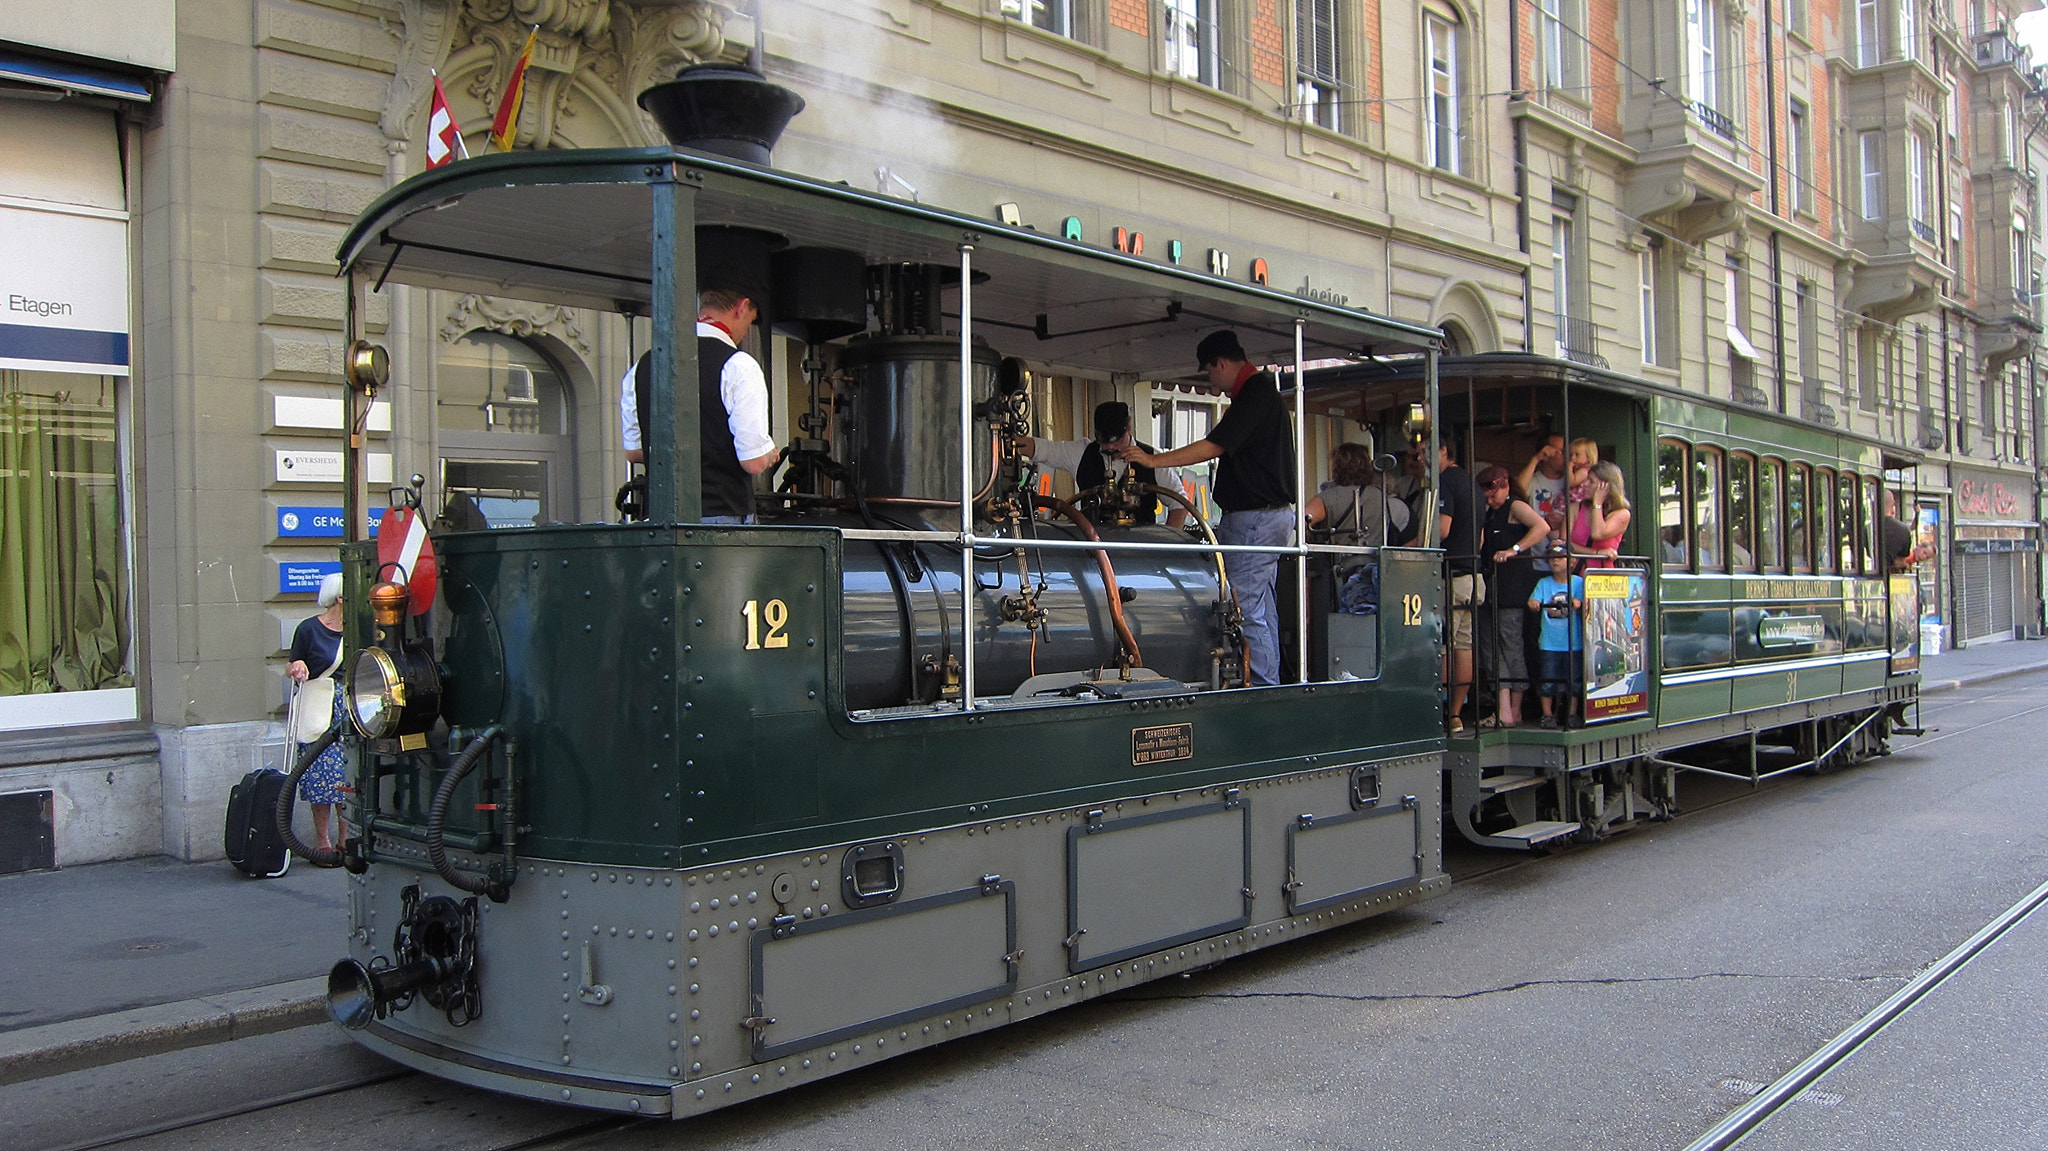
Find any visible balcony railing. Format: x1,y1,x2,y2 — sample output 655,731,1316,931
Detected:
1910,218,1937,242
1690,102,1736,140
1556,316,1608,369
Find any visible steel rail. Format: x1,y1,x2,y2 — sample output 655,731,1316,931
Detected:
1683,871,2048,1151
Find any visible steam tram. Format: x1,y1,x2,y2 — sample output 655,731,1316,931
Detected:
301,70,1921,1118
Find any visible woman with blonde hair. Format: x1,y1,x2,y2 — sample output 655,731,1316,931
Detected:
1568,460,1632,565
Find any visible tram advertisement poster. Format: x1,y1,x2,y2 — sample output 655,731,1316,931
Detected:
1581,570,1649,723
1888,574,1921,674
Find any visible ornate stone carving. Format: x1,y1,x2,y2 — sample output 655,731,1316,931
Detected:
441,293,593,358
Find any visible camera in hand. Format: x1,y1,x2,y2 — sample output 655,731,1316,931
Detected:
1544,592,1572,619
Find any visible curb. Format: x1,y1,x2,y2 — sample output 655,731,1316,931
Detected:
1917,659,2048,696
0,977,326,1086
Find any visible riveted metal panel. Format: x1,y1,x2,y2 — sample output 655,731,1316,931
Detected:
1066,800,1249,972
750,882,1015,1061
1284,798,1422,915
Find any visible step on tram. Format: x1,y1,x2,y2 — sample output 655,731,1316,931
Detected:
284,65,1923,1118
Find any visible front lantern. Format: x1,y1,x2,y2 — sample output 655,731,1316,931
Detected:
349,578,442,742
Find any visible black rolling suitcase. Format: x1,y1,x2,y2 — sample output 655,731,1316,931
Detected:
224,769,292,878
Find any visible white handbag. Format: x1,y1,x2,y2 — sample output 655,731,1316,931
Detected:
290,650,342,745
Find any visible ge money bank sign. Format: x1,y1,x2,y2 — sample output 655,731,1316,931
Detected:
0,203,129,375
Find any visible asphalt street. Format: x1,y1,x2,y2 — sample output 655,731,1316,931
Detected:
5,667,2046,1150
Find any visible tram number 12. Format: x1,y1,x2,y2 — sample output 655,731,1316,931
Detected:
743,599,791,650
1401,594,1423,627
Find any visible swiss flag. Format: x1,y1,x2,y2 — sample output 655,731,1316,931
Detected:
426,73,466,169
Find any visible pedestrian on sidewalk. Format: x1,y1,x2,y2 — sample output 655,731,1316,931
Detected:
286,573,348,850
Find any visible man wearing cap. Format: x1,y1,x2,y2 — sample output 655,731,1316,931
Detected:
1113,330,1294,685
620,283,780,523
1014,401,1189,529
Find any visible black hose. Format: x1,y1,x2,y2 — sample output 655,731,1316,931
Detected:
277,721,344,868
427,725,510,901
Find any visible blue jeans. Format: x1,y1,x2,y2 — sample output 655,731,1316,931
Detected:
1218,507,1294,685
702,514,757,525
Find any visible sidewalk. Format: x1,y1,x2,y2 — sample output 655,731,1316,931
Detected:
4,637,2045,1086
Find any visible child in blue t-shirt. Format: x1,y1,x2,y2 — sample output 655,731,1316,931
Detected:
1527,548,1584,729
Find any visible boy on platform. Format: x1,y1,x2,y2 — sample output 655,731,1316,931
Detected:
1529,545,1584,729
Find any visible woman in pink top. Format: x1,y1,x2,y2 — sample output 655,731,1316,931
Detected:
1568,460,1632,565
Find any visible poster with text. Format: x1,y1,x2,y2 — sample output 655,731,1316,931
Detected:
1583,569,1649,723
1888,574,1921,674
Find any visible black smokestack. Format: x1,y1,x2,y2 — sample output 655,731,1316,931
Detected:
638,63,804,165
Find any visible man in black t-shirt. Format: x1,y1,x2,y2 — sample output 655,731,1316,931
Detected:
1115,330,1295,685
1435,440,1485,731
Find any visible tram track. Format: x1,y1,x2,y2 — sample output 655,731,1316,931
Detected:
1681,872,2048,1149
35,1063,648,1151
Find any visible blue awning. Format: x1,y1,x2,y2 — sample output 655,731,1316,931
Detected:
0,47,152,103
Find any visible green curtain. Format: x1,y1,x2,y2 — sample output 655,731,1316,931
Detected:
0,386,131,696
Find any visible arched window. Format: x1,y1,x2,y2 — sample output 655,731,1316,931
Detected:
435,331,577,529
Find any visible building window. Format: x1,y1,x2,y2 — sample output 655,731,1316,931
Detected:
1295,0,1343,130
1856,0,1880,66
1784,0,1807,39
1639,246,1659,367
1909,131,1929,235
1899,0,1918,61
1,372,132,711
1858,327,1882,411
1686,0,1720,114
1552,204,1575,353
2013,215,2030,302
1859,130,1884,220
1537,0,1582,92
1425,10,1464,173
1795,279,1819,381
1788,98,1811,213
435,331,577,529
1164,0,1222,88
1003,0,1076,37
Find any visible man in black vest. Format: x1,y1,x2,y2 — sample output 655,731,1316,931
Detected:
1014,401,1189,528
1113,331,1295,685
623,281,779,523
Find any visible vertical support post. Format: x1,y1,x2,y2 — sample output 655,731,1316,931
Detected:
959,242,977,711
342,270,362,545
1425,346,1441,547
1294,317,1309,686
649,174,701,523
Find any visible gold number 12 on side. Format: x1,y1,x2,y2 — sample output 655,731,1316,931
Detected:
743,599,791,650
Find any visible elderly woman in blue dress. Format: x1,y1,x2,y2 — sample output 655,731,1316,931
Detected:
286,572,348,850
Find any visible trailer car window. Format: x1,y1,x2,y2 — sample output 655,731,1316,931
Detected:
1692,447,1724,571
1728,452,1757,572
1813,467,1837,575
1787,462,1811,572
1759,458,1784,572
1657,439,1688,568
1837,472,1860,575
1863,475,1883,575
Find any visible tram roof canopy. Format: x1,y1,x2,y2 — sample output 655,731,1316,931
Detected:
336,148,1440,380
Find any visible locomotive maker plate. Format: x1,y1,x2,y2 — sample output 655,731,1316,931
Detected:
1131,722,1193,765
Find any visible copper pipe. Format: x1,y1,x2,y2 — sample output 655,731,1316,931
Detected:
1064,480,1230,597
1031,494,1143,670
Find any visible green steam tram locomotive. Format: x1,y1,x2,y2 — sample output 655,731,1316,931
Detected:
292,67,1921,1118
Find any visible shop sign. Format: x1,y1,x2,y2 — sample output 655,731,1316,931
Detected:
275,450,394,484
0,203,129,375
277,507,379,539
278,560,342,595
1954,471,2027,519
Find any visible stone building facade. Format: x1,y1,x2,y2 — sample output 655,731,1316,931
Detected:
1,0,2042,867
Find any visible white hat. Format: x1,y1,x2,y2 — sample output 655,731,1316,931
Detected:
317,572,344,607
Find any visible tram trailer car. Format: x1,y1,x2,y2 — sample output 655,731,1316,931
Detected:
1305,355,1925,852
306,67,1454,1118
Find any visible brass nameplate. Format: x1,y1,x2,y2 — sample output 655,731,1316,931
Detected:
1131,723,1193,766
